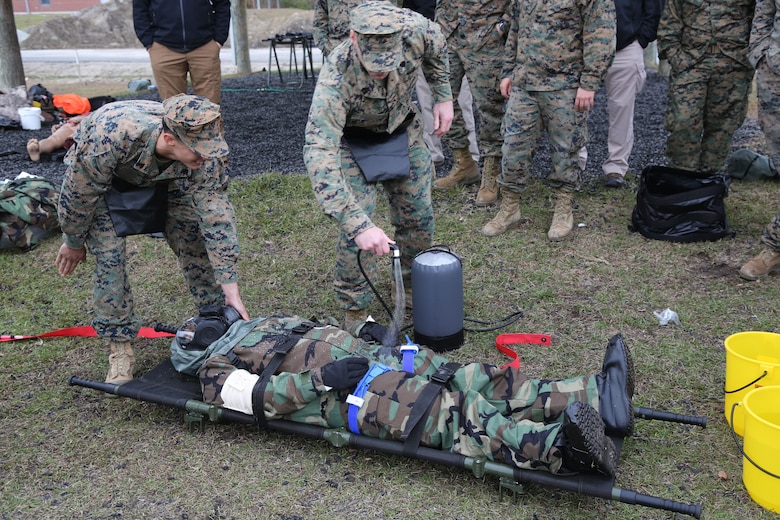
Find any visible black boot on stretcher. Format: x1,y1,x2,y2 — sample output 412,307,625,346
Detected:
559,401,617,477
596,334,635,437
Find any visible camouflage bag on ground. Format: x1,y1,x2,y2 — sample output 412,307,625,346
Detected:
0,173,61,251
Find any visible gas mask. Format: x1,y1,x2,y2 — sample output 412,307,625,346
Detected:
176,304,241,350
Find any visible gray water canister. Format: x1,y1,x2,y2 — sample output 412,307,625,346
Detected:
412,247,464,352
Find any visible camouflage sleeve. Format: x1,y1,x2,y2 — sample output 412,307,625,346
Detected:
312,0,332,55
748,0,776,67
420,18,453,104
58,144,118,249
656,0,683,64
261,369,332,419
185,158,240,285
303,78,375,239
502,0,520,80
579,0,616,91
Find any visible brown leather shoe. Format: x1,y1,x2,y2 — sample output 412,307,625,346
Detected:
739,249,780,280
603,172,624,188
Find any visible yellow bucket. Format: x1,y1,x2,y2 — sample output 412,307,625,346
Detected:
724,332,780,436
740,386,780,513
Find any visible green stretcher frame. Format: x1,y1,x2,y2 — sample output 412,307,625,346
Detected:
69,359,705,518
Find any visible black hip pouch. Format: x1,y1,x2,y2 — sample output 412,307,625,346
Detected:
343,113,414,183
104,176,169,237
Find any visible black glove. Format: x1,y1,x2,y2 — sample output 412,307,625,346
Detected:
359,322,389,344
321,357,370,390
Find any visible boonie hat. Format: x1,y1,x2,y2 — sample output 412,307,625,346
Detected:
350,1,405,73
162,94,229,158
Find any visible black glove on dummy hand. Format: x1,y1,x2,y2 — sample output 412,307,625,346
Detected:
321,357,370,390
359,322,389,344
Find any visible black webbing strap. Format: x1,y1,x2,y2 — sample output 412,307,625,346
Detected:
250,323,315,429
400,362,461,456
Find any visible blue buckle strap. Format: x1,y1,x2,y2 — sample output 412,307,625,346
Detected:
347,362,393,435
400,335,419,374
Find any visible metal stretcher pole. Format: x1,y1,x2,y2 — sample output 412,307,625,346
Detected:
634,407,708,427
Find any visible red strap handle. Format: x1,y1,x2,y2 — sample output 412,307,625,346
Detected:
495,333,552,369
1,326,174,342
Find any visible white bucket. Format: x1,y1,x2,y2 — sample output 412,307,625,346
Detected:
17,107,43,130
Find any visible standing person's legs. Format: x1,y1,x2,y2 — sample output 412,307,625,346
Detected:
436,44,480,188
603,41,646,183
756,61,780,167
481,87,540,237
415,67,444,164
459,78,480,161
333,143,378,313
384,117,435,286
543,89,587,241
147,43,190,100
443,49,469,150
187,40,224,105
86,199,140,384
87,201,141,339
462,39,505,203
699,59,753,173
664,65,708,171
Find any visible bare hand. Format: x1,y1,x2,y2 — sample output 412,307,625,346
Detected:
500,78,512,99
354,227,395,256
575,88,596,112
221,282,250,320
432,100,454,137
55,244,87,276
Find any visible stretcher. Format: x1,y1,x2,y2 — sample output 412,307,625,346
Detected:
69,359,706,518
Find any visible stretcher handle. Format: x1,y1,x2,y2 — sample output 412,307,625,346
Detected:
634,406,707,428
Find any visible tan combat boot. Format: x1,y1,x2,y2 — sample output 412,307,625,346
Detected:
434,148,480,189
106,340,135,385
475,156,500,206
481,190,522,237
739,248,780,280
548,190,574,241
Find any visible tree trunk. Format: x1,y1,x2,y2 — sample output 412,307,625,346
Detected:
0,0,26,89
230,0,252,74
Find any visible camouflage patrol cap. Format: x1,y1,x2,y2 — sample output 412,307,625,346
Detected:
350,2,404,73
162,94,229,158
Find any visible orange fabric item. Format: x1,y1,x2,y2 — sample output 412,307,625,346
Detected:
52,93,91,116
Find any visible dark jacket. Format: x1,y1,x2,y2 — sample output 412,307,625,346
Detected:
615,0,663,51
403,0,436,20
133,0,231,53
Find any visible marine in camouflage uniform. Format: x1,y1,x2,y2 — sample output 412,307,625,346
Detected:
174,314,633,476
657,0,756,173
56,94,248,384
484,0,615,241
433,0,511,203
304,2,453,317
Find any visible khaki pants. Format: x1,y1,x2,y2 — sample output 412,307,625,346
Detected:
147,40,223,104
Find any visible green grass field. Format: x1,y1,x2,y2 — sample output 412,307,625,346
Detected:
1,170,779,518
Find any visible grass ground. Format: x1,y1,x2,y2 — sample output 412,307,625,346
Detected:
1,170,779,519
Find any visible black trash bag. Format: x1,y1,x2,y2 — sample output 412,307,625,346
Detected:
630,166,732,243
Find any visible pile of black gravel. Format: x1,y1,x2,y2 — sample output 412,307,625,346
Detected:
0,70,760,188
